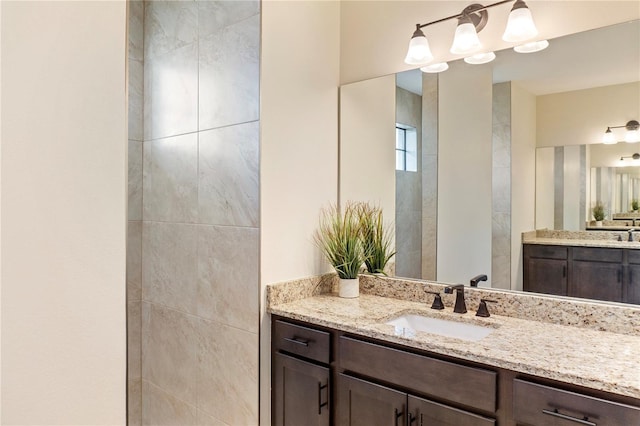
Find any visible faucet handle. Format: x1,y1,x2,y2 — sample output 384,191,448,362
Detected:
425,291,445,310
475,299,497,317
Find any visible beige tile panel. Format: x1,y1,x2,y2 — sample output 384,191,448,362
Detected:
142,303,198,405
198,0,260,39
142,222,198,314
142,380,197,426
128,300,142,380
128,140,143,220
144,0,197,60
128,378,142,426
196,319,258,426
197,225,259,333
127,220,142,302
128,60,144,142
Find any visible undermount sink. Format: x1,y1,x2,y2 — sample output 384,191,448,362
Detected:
385,314,495,342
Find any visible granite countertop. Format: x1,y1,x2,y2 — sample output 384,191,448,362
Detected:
269,293,640,399
523,236,640,249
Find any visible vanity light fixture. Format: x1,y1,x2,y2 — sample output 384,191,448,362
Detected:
620,153,640,161
404,0,544,66
603,120,640,144
514,39,549,53
464,51,496,64
420,62,450,73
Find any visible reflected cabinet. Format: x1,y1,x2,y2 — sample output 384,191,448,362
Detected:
524,244,640,304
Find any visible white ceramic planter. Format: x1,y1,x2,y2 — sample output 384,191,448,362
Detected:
596,220,603,227
339,277,359,298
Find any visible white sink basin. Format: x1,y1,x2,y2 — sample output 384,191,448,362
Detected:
385,314,494,342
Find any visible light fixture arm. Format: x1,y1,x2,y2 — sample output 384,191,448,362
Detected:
607,121,640,131
415,0,513,31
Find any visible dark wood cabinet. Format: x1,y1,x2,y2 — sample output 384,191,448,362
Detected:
523,244,640,304
338,374,406,426
523,245,568,296
272,316,640,426
273,353,330,426
571,261,623,302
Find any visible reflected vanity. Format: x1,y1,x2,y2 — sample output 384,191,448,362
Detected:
339,20,640,305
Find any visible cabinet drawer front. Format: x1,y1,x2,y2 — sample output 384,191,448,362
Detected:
513,379,640,426
627,249,640,264
571,247,622,263
274,320,330,364
339,336,496,413
525,244,568,260
409,395,495,426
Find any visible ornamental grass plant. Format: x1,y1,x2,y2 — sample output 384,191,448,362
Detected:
593,201,605,221
357,203,396,275
314,203,366,280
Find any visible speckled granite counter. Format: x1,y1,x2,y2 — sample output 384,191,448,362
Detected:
523,228,640,248
268,277,640,399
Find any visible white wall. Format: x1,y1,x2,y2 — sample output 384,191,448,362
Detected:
260,1,341,424
340,75,396,219
340,1,640,84
437,61,493,285
536,147,556,229
564,145,583,230
1,2,127,424
537,81,640,147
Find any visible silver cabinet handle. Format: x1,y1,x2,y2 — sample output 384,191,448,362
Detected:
542,409,596,426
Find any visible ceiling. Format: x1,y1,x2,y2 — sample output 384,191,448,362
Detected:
397,19,640,96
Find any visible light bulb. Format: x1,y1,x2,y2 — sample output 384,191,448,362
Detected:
450,19,482,55
420,62,449,73
503,0,539,43
602,128,616,145
464,51,496,65
404,28,433,65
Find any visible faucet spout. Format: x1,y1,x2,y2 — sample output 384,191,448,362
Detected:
444,284,467,314
470,274,488,287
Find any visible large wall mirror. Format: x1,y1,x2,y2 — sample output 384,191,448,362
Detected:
339,19,640,306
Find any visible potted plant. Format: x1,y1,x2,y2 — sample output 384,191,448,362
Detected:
632,199,639,212
314,203,366,298
593,201,605,227
357,203,396,275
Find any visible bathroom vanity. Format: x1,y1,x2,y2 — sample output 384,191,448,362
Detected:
268,276,640,426
523,234,640,304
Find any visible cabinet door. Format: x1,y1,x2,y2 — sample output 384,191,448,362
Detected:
524,258,568,296
338,374,406,426
408,395,495,426
571,261,623,302
627,265,640,304
273,352,330,426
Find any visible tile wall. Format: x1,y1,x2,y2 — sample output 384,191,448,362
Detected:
127,1,144,424
492,82,512,289
126,1,261,424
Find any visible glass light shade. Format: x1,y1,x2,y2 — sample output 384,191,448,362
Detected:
464,51,496,65
514,40,549,53
420,62,449,73
625,129,640,143
450,21,482,55
602,129,616,145
405,34,434,65
503,6,539,42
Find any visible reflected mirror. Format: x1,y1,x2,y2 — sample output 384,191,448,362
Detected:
339,19,640,305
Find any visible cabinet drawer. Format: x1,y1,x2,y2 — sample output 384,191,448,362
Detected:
339,336,496,413
409,395,495,426
513,379,640,426
571,247,622,263
274,320,330,364
627,249,640,264
525,244,567,260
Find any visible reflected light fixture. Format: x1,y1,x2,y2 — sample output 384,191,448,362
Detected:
514,39,549,53
404,0,543,66
420,62,449,73
464,51,496,64
603,120,640,144
620,153,640,161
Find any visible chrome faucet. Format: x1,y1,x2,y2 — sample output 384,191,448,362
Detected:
444,284,467,314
